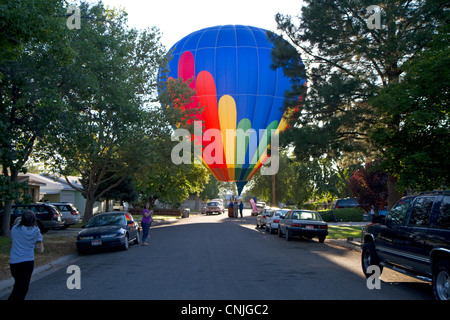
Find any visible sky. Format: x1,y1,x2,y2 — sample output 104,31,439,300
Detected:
100,0,304,49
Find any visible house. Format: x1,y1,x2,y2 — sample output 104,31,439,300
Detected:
17,174,46,203
18,173,107,217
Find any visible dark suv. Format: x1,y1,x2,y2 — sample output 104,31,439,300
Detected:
10,203,65,233
361,191,450,300
332,198,359,209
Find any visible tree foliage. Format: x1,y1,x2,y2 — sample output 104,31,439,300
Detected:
349,161,388,214
273,0,449,205
370,25,450,191
35,2,174,223
0,0,70,235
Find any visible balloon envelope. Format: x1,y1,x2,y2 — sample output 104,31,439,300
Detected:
166,25,306,194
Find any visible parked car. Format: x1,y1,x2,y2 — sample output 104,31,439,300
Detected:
76,212,140,254
361,190,450,300
47,202,81,228
10,203,65,233
278,209,328,243
266,209,290,234
332,198,359,209
256,207,274,229
205,201,224,215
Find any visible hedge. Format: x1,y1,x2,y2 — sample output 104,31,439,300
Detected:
318,208,365,222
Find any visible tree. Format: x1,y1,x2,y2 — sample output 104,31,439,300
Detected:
135,133,210,208
0,0,70,236
273,0,448,208
38,2,170,223
349,161,388,215
200,174,221,201
248,151,315,206
370,26,450,191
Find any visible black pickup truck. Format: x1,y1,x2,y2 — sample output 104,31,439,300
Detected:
361,190,450,300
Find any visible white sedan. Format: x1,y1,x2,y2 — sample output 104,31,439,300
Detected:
265,209,291,234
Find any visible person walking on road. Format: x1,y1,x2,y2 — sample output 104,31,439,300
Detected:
233,200,239,218
8,210,44,300
239,201,244,218
141,203,153,246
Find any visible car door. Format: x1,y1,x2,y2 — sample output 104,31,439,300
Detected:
375,196,413,263
423,195,450,273
398,195,437,272
280,211,292,233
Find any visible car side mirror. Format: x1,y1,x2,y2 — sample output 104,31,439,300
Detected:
280,215,285,219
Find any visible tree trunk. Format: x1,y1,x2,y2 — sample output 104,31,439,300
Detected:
272,174,276,206
82,195,97,224
387,175,402,210
0,200,13,237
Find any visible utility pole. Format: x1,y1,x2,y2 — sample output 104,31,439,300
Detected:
272,174,276,206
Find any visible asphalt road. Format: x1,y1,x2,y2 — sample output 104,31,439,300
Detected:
1,210,433,300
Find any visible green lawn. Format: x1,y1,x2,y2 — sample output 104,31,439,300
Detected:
327,225,363,239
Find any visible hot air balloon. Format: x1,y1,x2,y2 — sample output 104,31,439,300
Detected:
166,25,306,195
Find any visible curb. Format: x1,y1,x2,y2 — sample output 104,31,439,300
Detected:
327,239,362,252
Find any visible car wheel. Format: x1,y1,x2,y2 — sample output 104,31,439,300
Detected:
122,234,129,251
134,231,140,245
285,228,291,241
433,260,450,300
361,241,383,277
318,236,325,243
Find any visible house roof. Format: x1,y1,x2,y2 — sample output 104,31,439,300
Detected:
20,173,83,194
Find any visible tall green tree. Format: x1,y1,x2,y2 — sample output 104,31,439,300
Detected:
38,2,170,223
273,0,448,207
370,26,450,191
0,0,70,236
135,135,210,208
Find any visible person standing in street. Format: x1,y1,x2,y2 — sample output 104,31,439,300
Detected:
228,200,234,218
9,210,44,300
239,201,244,218
141,203,153,246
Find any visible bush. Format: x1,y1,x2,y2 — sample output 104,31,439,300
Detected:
319,208,365,222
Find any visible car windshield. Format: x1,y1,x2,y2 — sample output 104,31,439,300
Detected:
291,211,321,221
54,205,70,211
207,202,219,206
275,209,290,216
339,199,357,205
86,214,126,228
